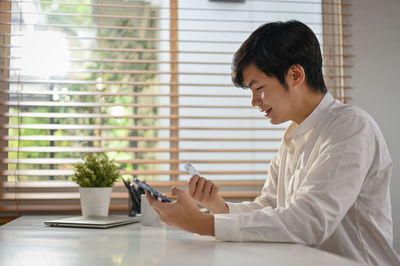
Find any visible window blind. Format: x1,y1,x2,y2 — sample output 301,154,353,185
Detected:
0,0,352,218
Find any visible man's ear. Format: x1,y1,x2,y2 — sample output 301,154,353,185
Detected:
287,64,306,87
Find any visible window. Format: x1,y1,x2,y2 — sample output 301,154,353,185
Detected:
0,0,351,217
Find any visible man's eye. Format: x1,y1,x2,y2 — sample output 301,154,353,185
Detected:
256,86,264,91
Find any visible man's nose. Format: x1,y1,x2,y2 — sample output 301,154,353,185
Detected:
251,93,261,107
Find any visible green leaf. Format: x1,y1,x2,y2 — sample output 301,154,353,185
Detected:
72,153,120,187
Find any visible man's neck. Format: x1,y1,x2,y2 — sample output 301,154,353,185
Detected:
293,90,326,125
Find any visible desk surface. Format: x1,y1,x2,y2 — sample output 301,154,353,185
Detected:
0,216,363,266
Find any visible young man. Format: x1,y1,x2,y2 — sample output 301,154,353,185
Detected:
147,21,400,265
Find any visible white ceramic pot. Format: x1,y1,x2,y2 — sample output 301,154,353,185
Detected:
79,187,112,216
140,194,162,226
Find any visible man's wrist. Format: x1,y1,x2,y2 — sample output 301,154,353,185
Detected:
211,202,229,214
195,213,215,236
224,202,229,213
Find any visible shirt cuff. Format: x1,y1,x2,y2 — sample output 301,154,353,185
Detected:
214,213,242,241
226,202,244,214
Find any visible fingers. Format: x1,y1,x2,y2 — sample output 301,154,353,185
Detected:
145,190,156,204
188,175,216,203
192,177,206,200
171,186,200,211
145,190,164,210
188,174,200,195
210,183,219,199
203,180,213,201
171,186,185,197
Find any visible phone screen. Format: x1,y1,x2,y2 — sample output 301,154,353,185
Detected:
133,178,172,203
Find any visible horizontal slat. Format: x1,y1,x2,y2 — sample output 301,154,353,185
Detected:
0,169,267,176
5,35,243,44
0,217,15,225
0,159,271,165
1,147,279,153
0,192,126,200
0,79,353,89
1,1,352,11
0,21,351,34
1,101,254,108
2,124,285,131
3,45,235,54
4,35,352,45
4,68,232,76
0,170,267,177
3,68,352,79
0,22,256,34
0,191,260,201
1,170,267,176
0,100,350,108
1,136,281,142
4,45,353,56
0,180,265,188
1,57,232,65
1,113,262,120
0,79,234,86
1,0,352,11
0,57,355,67
0,11,350,24
3,35,353,48
0,90,250,97
0,204,129,212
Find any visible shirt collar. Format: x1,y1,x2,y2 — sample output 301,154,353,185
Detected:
292,91,335,140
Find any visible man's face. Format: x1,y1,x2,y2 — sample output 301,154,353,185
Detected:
243,63,295,125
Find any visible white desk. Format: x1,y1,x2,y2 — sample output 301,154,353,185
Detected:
0,216,363,266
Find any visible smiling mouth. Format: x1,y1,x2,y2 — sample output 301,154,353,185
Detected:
264,107,272,117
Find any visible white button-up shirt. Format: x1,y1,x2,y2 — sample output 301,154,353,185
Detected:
214,92,400,266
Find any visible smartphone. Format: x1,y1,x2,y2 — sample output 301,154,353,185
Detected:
133,178,172,203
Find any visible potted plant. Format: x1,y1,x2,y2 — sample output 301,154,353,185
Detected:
72,153,120,216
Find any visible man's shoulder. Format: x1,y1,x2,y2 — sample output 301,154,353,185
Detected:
329,100,367,117
312,101,386,145
327,101,378,128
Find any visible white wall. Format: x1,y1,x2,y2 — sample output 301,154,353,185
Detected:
351,0,400,253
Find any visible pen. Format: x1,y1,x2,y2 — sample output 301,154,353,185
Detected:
130,183,142,205
184,161,200,176
122,178,141,212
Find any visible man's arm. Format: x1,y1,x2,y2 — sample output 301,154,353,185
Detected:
214,114,376,244
187,150,281,214
187,175,229,214
227,152,280,213
146,147,282,235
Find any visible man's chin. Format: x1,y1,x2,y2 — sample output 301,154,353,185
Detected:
269,117,287,125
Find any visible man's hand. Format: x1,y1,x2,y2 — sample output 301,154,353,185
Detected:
146,187,215,236
188,175,229,214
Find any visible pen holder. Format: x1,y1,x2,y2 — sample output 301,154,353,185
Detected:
122,178,145,217
140,194,162,226
128,195,139,217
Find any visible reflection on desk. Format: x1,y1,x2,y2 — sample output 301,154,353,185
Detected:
0,216,363,266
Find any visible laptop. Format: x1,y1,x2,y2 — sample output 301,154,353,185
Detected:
44,215,141,229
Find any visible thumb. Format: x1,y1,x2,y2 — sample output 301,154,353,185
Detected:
171,186,199,210
171,186,188,198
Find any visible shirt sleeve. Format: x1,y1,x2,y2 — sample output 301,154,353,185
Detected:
226,146,280,214
215,113,376,245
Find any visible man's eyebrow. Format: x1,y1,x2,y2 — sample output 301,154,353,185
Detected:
247,80,257,89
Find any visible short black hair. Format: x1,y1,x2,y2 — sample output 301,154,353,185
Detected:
232,20,327,93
